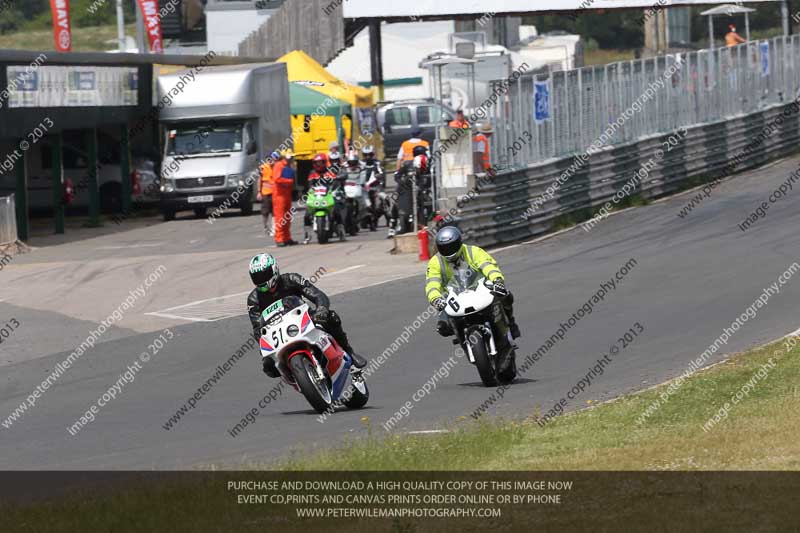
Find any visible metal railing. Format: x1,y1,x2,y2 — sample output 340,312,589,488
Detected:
0,194,18,246
488,35,799,170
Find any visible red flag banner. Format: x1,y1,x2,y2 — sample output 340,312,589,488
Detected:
49,0,72,52
136,0,164,54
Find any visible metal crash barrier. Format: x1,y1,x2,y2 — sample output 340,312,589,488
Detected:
444,34,800,247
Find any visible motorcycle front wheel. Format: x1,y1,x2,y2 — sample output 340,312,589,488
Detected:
290,354,333,414
316,216,329,245
467,328,498,387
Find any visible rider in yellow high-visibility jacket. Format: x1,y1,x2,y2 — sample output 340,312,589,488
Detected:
425,226,520,339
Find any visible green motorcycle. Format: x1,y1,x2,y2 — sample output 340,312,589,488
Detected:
306,182,345,244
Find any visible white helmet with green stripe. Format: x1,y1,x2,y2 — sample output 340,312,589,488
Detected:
249,253,279,291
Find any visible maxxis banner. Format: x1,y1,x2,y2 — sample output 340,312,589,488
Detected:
135,0,164,54
49,0,72,52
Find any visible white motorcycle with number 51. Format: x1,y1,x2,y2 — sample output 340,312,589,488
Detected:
258,296,369,414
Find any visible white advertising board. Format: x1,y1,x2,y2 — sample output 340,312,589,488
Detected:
5,66,139,108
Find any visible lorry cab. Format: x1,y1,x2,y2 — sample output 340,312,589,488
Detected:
159,119,259,220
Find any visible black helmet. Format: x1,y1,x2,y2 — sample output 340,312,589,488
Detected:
249,253,279,291
435,226,463,261
412,145,427,157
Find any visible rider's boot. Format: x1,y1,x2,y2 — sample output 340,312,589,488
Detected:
303,228,311,245
506,308,521,339
341,339,368,368
502,295,521,339
336,332,368,368
327,328,367,369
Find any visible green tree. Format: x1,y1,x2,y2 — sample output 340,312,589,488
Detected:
17,0,138,31
0,7,26,34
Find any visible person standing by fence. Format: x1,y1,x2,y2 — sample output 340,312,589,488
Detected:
725,24,746,47
273,151,298,247
473,122,494,172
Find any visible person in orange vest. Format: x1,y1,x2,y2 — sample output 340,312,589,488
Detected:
273,150,298,247
257,151,279,236
448,109,470,129
725,25,746,47
473,122,494,172
396,127,430,170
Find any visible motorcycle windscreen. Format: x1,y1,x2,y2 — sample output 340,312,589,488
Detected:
448,263,481,292
261,296,305,324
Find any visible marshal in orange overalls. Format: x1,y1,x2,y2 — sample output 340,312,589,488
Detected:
473,133,491,171
258,161,275,232
273,155,295,245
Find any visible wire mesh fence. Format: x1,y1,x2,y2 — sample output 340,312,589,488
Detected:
489,35,800,170
0,194,18,246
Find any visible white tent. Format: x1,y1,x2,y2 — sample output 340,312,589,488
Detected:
327,21,533,101
326,21,456,101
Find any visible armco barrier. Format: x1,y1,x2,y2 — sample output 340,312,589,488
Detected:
0,194,18,246
455,101,800,248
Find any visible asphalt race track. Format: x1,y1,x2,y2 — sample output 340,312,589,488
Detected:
2,155,800,469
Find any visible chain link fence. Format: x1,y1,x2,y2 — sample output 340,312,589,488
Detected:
488,35,799,170
0,194,18,246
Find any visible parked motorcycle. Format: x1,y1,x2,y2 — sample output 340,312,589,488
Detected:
444,275,517,387
393,161,433,235
259,296,369,414
342,170,368,235
305,182,345,244
362,166,384,232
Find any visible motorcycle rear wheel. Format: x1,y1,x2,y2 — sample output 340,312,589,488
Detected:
290,355,333,414
343,373,369,409
468,329,498,387
497,348,517,385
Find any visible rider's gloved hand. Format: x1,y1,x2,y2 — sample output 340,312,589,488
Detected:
436,320,454,337
490,279,508,297
432,297,447,312
314,306,330,322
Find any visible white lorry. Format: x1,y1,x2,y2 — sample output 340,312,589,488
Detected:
157,63,291,220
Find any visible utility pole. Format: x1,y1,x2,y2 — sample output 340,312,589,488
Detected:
116,0,125,52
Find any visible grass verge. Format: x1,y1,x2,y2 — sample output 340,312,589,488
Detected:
1,336,797,532
280,336,799,471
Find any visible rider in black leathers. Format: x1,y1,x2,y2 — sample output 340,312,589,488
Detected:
247,254,368,377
